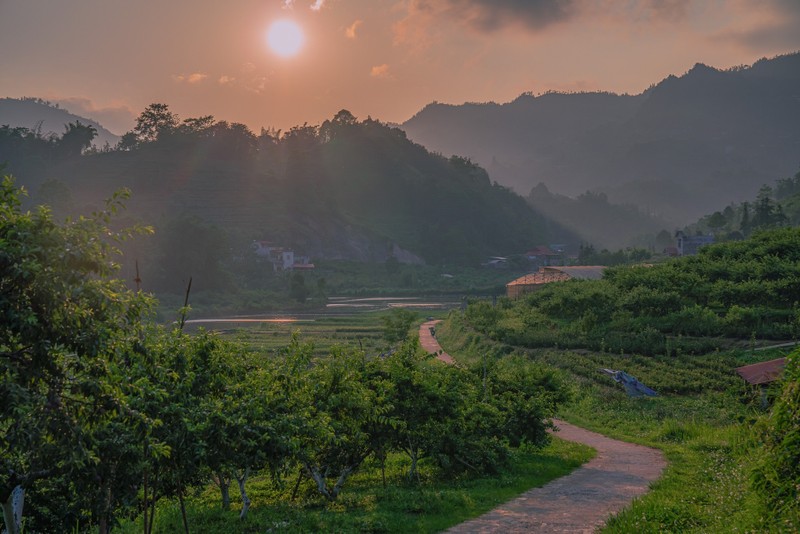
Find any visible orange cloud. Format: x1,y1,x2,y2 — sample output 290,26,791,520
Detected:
346,20,363,39
370,64,391,79
173,72,208,84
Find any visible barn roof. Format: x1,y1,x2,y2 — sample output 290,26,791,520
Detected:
542,266,607,280
735,357,787,385
506,270,571,287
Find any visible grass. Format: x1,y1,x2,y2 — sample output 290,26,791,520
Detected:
116,438,593,533
436,312,798,532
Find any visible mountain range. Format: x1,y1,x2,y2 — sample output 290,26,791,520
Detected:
401,52,800,226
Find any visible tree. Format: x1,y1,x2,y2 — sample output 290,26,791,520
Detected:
382,344,461,481
740,201,752,236
294,346,383,501
57,121,97,158
381,308,418,344
0,176,152,534
707,211,727,233
131,103,179,145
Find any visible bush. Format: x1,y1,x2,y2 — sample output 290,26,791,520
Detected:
752,352,800,524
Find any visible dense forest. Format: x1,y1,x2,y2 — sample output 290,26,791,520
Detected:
0,105,570,272
687,168,800,238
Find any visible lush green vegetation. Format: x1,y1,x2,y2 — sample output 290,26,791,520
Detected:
687,167,800,240
114,437,591,534
1,178,584,533
468,228,800,357
1,104,569,275
441,228,800,531
438,312,800,531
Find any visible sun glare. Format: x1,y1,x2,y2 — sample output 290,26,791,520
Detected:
267,19,305,58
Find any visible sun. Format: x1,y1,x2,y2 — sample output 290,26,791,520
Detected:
266,19,305,58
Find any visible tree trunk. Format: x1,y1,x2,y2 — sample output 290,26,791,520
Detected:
290,469,304,501
407,439,420,482
214,471,231,511
98,463,116,534
234,468,251,520
306,465,354,501
142,469,148,534
2,486,24,534
146,466,158,534
177,482,190,534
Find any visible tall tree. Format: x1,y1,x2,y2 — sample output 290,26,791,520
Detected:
131,103,179,145
0,177,151,533
57,121,97,158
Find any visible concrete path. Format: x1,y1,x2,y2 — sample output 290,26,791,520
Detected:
418,320,667,533
419,320,455,364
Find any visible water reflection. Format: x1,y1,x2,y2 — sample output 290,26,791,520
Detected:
184,296,461,328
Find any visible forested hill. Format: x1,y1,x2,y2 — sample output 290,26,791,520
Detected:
0,97,120,148
402,52,800,224
1,108,572,266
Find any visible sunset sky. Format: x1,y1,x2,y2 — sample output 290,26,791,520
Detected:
1,0,799,135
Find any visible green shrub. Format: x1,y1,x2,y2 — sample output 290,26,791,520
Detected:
752,352,800,523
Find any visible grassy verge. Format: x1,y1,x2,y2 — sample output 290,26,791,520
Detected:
117,439,593,533
437,312,795,532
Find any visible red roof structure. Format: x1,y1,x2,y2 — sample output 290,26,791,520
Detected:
505,266,607,298
735,357,787,385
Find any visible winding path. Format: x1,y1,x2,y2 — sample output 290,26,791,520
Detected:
418,320,667,533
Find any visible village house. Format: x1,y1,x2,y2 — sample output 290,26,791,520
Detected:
252,241,314,272
524,245,564,267
675,231,714,256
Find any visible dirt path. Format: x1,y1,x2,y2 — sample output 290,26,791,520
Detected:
419,320,455,364
419,320,667,533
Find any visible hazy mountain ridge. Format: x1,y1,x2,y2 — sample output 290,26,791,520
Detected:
1,111,575,266
0,97,121,148
402,53,800,227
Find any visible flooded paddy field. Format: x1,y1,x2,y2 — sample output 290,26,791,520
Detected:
183,296,463,356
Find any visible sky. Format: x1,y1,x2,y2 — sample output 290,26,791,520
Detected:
1,0,799,135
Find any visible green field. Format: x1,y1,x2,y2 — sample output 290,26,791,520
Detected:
436,312,799,532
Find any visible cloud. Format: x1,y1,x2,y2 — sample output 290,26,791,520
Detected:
215,65,271,94
710,0,800,52
53,97,135,135
398,0,577,36
370,64,392,79
283,0,326,11
346,19,363,39
172,72,209,84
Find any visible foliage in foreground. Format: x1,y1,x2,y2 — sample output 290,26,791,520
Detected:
440,283,800,530
1,176,574,532
753,351,800,525
0,175,152,533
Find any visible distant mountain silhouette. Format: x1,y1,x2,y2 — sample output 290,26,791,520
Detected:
402,53,800,226
2,110,576,266
0,97,120,148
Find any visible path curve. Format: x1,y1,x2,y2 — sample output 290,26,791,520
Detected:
419,320,667,533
